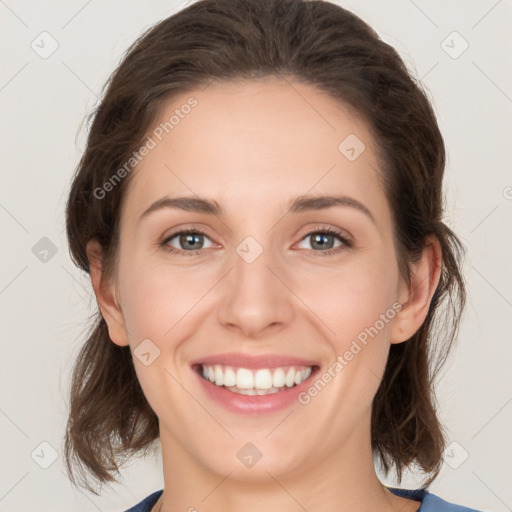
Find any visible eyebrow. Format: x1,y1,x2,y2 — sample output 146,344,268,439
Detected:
139,194,376,225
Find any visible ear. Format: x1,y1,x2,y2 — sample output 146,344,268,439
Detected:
390,234,442,344
86,239,129,347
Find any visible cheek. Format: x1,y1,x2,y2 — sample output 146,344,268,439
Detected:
290,253,399,348
291,253,399,407
116,260,211,417
297,268,398,418
118,259,213,342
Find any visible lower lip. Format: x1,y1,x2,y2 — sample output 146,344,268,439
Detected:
194,367,318,414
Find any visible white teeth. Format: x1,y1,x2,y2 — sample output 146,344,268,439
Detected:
214,365,223,386
200,363,314,395
236,388,257,396
254,369,273,390
236,368,254,389
272,368,285,388
226,385,281,395
223,367,237,387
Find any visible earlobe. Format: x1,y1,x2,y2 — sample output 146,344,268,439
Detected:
86,239,130,347
390,235,442,344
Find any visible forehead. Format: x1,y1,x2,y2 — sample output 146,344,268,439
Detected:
121,77,389,227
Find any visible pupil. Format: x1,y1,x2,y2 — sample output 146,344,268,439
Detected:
312,233,333,250
182,233,202,249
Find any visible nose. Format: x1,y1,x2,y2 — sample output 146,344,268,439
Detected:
217,241,295,339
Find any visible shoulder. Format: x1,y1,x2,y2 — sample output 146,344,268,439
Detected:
123,490,163,512
421,492,485,512
388,487,485,512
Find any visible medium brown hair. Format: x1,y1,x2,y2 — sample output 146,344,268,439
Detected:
64,0,466,494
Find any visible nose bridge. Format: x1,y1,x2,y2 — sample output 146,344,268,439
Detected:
216,234,294,337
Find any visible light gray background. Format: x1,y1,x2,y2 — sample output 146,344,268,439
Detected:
1,1,511,511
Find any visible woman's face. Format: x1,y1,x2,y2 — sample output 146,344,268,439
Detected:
99,77,414,481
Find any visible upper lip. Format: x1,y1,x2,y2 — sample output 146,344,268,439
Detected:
191,352,319,370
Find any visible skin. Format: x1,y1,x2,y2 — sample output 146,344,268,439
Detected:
88,76,441,512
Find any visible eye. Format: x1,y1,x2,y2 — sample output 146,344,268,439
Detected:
161,228,215,255
160,225,353,257
296,226,353,256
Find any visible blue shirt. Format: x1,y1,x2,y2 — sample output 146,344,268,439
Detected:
124,488,483,511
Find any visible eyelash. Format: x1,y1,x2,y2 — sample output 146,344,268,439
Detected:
160,225,353,257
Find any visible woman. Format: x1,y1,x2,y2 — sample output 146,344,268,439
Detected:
64,0,481,510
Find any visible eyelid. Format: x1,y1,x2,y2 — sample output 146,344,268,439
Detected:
160,223,216,243
293,224,354,256
161,226,217,254
296,223,353,244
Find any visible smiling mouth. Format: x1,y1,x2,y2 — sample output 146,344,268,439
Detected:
193,363,319,396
